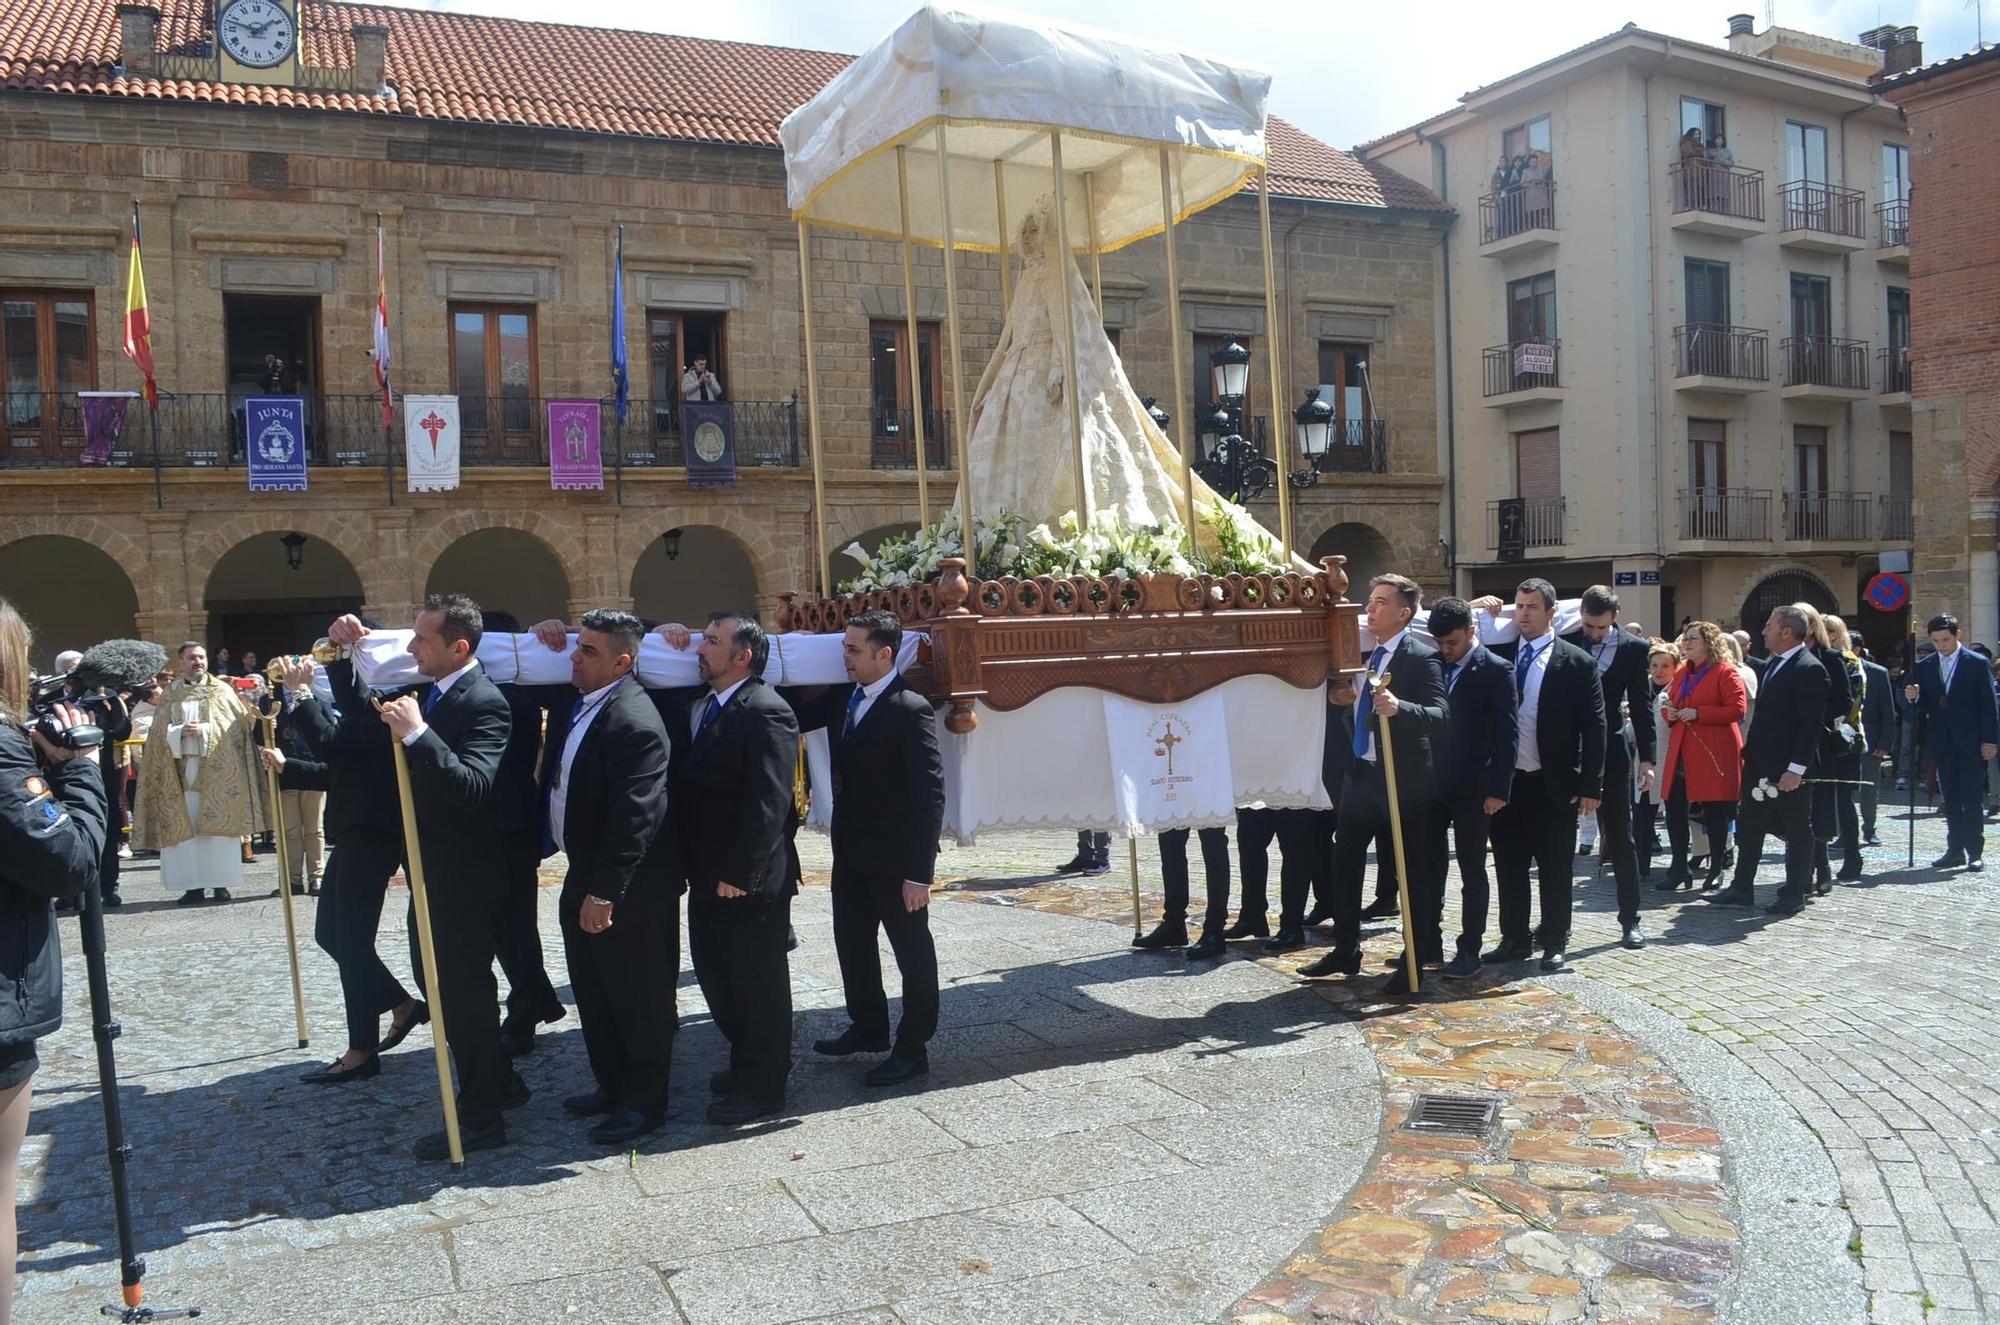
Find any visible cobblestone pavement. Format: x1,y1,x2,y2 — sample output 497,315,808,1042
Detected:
14,793,1996,1322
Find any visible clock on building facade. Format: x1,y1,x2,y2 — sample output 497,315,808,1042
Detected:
218,0,298,73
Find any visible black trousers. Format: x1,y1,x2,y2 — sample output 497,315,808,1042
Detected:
313,827,411,1054
1634,796,1660,877
1424,796,1491,956
688,890,794,1104
1275,808,1335,929
1158,826,1231,933
1937,750,1987,859
830,867,938,1055
1665,766,1730,880
1733,780,1813,901
1490,774,1576,950
496,827,558,1028
1331,761,1430,957
1234,807,1279,921
406,864,511,1130
1598,749,1643,927
560,878,678,1118
1858,761,1881,839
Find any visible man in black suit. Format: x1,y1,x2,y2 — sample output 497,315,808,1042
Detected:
1857,636,1893,845
1422,598,1518,978
1486,578,1605,973
1299,574,1447,991
1565,586,1657,950
540,610,677,1145
665,612,801,1126
1711,605,1830,914
1904,612,2000,870
377,593,525,1160
796,610,947,1086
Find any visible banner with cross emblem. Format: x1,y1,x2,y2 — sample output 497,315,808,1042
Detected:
1102,687,1235,831
403,394,461,493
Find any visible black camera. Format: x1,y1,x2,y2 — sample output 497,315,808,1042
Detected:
28,640,169,751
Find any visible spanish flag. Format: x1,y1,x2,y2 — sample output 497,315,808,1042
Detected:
122,203,157,408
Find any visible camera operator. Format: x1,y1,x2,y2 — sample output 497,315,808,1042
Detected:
0,597,108,1323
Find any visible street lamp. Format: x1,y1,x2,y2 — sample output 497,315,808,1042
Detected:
1142,396,1170,433
280,531,306,571
661,527,684,561
1191,340,1274,504
1289,388,1334,489
1209,339,1251,403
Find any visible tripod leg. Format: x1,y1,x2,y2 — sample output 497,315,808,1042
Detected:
77,878,146,1312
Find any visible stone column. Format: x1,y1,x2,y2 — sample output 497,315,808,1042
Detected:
361,509,418,626
138,511,193,645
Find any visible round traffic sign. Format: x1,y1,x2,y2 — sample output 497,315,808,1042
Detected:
1865,572,1910,612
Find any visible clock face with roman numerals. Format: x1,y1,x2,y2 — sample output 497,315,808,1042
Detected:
218,0,297,69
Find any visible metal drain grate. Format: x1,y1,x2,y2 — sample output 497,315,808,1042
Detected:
1404,1093,1501,1139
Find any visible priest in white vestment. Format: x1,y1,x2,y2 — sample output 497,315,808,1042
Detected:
134,642,263,903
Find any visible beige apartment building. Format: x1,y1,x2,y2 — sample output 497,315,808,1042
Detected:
1365,16,1921,645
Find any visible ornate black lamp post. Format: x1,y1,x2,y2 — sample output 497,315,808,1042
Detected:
1192,339,1273,502
1288,388,1334,488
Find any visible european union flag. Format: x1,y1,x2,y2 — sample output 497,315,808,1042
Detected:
610,226,629,424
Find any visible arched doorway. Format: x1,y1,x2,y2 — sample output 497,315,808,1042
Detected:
830,522,921,590
0,536,140,671
427,528,570,628
1741,569,1838,643
631,526,759,628
204,532,363,665
1309,522,1393,593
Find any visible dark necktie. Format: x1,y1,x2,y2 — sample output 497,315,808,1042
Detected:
1444,660,1460,692
422,683,442,717
698,693,722,739
1515,641,1539,699
568,693,586,729
842,686,866,742
1765,653,1787,687
1352,646,1386,759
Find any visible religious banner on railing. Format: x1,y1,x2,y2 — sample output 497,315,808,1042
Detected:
245,395,308,492
403,394,461,492
547,399,604,491
682,401,737,489
77,391,135,466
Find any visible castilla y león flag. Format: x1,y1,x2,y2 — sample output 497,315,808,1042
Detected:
121,204,157,408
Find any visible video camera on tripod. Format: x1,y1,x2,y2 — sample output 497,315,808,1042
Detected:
26,640,168,750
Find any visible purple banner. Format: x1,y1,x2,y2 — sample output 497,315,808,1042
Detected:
78,393,132,466
245,396,309,492
548,399,603,491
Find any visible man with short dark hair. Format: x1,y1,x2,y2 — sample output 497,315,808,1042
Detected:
1904,612,1999,869
803,609,946,1086
1486,578,1605,972
1565,585,1657,949
667,611,801,1125
1424,597,1518,977
1712,605,1828,913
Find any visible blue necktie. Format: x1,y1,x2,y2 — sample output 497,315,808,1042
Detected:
1514,641,1538,698
568,694,587,729
698,693,722,739
1353,646,1385,759
1444,660,1460,692
842,686,865,742
422,683,442,716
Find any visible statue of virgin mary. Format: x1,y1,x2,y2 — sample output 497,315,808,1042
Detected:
952,197,1292,564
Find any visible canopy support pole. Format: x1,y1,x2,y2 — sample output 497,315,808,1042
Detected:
895,145,933,528
1049,132,1091,526
1159,147,1196,545
1084,173,1105,314
993,159,1012,317
1258,168,1293,562
934,126,976,552
796,220,832,595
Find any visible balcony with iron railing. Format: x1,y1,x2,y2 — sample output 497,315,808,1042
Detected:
1477,179,1557,254
1778,180,1870,253
1780,336,1870,399
1481,339,1561,401
1673,323,1768,392
1668,160,1765,237
1678,488,1773,543
1878,345,1912,400
1485,496,1566,550
1785,491,1872,543
1297,418,1391,476
871,408,953,469
1880,493,1915,543
1876,199,1910,256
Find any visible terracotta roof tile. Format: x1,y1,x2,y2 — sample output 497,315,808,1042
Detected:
0,0,1447,212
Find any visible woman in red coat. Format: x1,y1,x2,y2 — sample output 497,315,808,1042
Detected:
1659,620,1749,890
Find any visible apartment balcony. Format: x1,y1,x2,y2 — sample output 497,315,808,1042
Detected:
1875,199,1910,265
1877,346,1912,406
1678,488,1773,544
1785,491,1873,545
1295,418,1391,477
1672,324,1768,395
1668,160,1765,239
1477,180,1558,257
870,408,953,469
1480,339,1565,406
1880,493,1915,544
1780,336,1871,401
1778,180,1870,254
1485,496,1567,552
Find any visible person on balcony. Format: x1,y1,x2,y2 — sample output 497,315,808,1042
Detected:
1678,128,1707,209
681,354,724,403
1706,133,1734,167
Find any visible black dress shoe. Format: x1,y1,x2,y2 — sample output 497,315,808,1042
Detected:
300,1055,380,1084
1379,966,1426,996
864,1052,929,1087
708,1068,741,1096
706,1095,783,1126
539,998,568,1026
1296,948,1362,979
1441,951,1481,978
1131,920,1189,950
1479,942,1532,964
102,890,122,908
1359,898,1400,921
813,1026,890,1057
1932,851,1966,870
212,888,232,902
1836,859,1865,882
376,1001,430,1054
1053,853,1093,876
1706,887,1754,906
414,1119,505,1161
1222,915,1269,940
1302,905,1336,928
1261,927,1306,952
1620,923,1647,950
589,1110,665,1145
501,1073,531,1112
1540,949,1568,973
562,1088,615,1116
1969,857,1986,872
499,1024,537,1058
1186,932,1226,961
1765,896,1805,917
1379,950,1445,971
176,889,204,906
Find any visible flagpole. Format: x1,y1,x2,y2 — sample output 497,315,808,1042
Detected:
378,214,395,507
129,201,164,509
